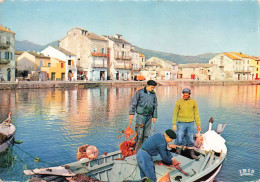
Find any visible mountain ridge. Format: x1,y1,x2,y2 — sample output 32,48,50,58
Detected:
15,40,217,64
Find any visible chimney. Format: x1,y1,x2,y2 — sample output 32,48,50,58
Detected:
115,34,122,39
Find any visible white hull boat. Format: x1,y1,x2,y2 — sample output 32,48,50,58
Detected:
25,121,227,182
0,113,15,154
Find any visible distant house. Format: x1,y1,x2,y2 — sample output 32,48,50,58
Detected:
59,27,109,81
40,57,66,81
16,51,49,73
139,52,146,70
209,52,254,80
130,48,141,79
103,34,132,80
0,25,15,81
41,46,77,81
250,56,260,80
178,63,225,81
142,57,177,80
16,51,66,81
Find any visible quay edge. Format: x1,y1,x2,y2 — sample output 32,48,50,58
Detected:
0,80,259,90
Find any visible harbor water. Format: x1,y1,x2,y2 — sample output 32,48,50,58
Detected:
0,85,259,181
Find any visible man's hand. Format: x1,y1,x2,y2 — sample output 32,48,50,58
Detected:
171,158,180,166
129,115,134,120
152,118,157,123
197,126,201,132
172,125,177,131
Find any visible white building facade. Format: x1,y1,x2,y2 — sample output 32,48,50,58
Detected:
0,25,15,81
41,46,77,81
59,28,109,81
130,48,140,79
209,52,254,80
104,34,132,80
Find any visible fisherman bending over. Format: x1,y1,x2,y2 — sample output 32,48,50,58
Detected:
137,129,177,182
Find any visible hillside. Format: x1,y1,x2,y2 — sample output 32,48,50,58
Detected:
14,40,217,64
15,40,59,52
134,47,217,64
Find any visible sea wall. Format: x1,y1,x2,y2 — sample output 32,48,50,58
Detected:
0,80,259,90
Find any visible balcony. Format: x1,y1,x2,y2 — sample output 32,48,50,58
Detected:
0,58,10,64
67,65,77,70
234,70,251,73
92,63,107,68
115,56,132,60
115,64,132,70
0,42,11,49
91,52,108,57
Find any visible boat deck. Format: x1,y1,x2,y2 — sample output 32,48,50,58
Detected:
29,149,226,182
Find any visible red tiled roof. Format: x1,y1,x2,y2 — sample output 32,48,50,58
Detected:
0,25,15,34
139,53,145,57
224,52,241,60
231,52,250,58
250,56,260,61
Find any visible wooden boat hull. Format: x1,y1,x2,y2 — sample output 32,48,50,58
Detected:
27,148,226,182
26,126,227,182
0,123,15,153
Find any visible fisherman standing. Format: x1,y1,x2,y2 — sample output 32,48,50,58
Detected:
136,129,177,182
129,80,158,152
172,88,201,159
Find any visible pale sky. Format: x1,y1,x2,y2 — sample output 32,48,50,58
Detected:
0,0,259,56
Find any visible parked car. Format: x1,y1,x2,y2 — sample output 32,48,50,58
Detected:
134,75,146,81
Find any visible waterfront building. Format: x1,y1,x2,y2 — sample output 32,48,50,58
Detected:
139,53,146,70
41,46,77,81
103,34,132,80
130,48,141,79
40,57,66,81
141,57,177,80
177,63,225,81
209,52,254,80
59,28,109,81
16,51,50,80
250,56,260,80
0,25,15,81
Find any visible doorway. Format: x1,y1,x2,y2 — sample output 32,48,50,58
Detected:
7,68,11,81
116,72,119,80
100,71,105,80
51,72,55,80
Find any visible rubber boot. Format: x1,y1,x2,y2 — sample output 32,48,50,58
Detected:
190,149,200,160
175,147,181,155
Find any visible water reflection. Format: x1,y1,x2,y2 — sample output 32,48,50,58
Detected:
0,85,259,181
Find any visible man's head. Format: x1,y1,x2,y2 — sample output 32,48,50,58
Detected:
164,129,177,143
146,80,157,92
182,88,191,100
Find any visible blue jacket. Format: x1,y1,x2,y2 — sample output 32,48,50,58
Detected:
129,87,158,118
141,133,173,164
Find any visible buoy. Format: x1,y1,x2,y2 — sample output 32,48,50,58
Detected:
14,140,23,144
34,157,40,162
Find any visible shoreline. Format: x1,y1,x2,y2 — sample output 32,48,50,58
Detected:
0,80,259,90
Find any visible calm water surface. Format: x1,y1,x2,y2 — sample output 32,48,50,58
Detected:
0,85,259,182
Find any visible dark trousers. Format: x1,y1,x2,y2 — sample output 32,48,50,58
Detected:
137,149,156,182
135,114,152,152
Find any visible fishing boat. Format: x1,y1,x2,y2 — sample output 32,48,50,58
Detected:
0,112,15,153
24,120,227,182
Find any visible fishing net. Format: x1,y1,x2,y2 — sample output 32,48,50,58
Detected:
194,133,204,149
118,124,137,157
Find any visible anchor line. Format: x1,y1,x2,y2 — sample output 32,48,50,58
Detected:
13,144,57,166
9,146,27,166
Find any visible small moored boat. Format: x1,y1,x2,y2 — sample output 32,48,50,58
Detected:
0,112,15,153
24,121,227,182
